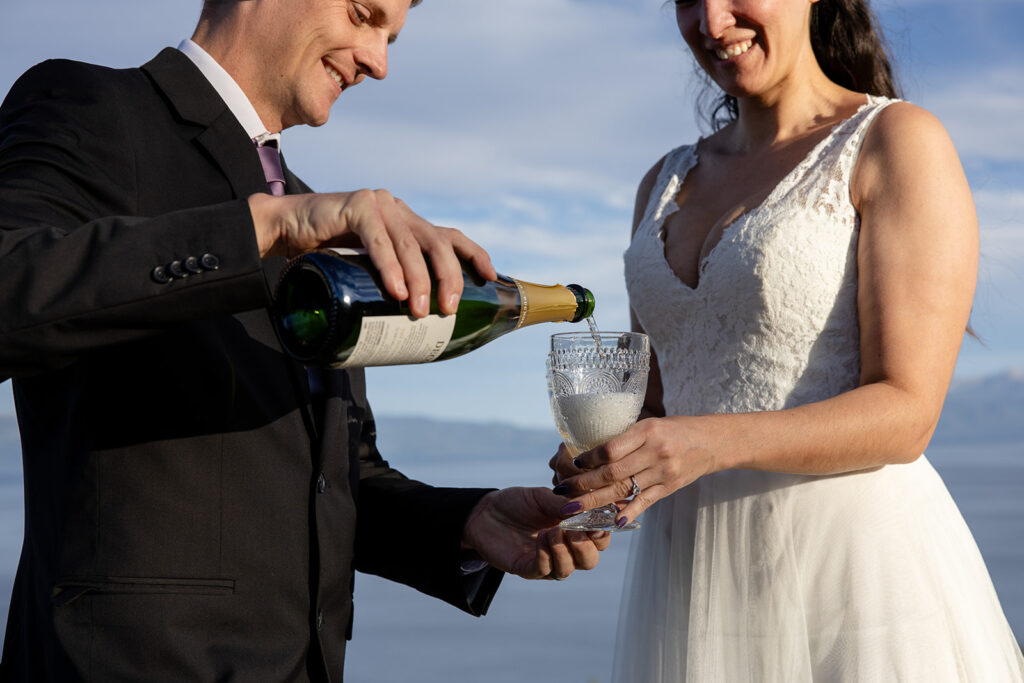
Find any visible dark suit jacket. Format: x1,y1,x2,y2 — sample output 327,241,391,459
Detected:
0,48,501,682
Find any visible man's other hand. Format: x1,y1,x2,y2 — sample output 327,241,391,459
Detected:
461,487,612,581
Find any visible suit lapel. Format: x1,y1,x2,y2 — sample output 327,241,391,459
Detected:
195,120,268,199
141,48,268,200
141,48,319,441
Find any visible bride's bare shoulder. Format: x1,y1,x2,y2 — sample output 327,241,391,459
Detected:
853,101,961,206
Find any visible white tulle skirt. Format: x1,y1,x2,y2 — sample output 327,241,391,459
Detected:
612,457,1024,682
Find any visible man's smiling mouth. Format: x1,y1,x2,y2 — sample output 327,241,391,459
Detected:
324,62,345,90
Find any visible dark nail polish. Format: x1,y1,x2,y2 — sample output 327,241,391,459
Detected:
572,457,583,469
553,484,570,496
616,517,628,529
560,501,583,516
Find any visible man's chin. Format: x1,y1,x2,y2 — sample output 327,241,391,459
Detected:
285,107,333,130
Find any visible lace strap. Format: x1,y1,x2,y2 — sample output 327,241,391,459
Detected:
806,96,899,184
837,96,900,175
638,144,696,237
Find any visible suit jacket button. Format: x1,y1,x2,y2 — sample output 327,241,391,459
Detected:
316,609,324,631
151,265,171,284
200,253,221,270
168,260,188,278
184,256,203,274
317,474,327,494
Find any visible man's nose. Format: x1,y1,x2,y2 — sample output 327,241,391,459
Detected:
354,33,389,82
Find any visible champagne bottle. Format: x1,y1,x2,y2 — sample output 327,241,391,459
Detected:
272,248,595,368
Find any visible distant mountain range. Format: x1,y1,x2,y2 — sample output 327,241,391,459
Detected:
1,371,1022,469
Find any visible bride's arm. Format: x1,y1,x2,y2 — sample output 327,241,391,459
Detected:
554,103,978,527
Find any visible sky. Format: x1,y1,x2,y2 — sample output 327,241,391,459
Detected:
1,0,1022,429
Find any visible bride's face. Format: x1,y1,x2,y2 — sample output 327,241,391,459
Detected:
675,0,819,101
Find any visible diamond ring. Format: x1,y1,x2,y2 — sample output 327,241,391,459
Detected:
630,475,641,497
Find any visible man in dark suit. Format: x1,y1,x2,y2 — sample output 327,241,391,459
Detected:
0,0,608,680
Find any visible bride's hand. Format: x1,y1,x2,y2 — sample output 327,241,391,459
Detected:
552,416,719,528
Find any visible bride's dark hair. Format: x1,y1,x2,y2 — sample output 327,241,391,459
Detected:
701,0,900,130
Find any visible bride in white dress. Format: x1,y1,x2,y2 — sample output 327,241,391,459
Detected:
550,0,1024,679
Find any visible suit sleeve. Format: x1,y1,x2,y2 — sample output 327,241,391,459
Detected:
0,60,269,377
346,369,504,616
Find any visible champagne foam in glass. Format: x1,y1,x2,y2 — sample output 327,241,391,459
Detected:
556,392,644,451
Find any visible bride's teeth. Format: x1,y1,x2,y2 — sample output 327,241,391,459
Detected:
715,39,753,61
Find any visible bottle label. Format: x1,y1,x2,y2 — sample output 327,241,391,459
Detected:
338,315,457,368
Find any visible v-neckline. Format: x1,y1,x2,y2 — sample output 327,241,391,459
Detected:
655,96,873,293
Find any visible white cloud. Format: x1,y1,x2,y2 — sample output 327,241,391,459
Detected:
976,189,1024,260
957,188,1024,380
924,68,1024,163
973,190,1024,313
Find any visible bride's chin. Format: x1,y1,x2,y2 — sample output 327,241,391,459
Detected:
710,76,764,102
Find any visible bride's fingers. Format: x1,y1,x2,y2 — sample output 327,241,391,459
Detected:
614,482,667,528
571,420,651,471
558,476,639,518
555,455,638,498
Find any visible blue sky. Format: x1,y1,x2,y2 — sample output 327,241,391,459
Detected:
1,0,1022,428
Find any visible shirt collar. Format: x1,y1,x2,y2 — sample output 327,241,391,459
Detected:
177,39,280,147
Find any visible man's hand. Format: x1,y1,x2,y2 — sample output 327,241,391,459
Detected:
462,487,611,581
248,190,496,317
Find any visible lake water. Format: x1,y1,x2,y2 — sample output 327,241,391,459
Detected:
0,437,1020,682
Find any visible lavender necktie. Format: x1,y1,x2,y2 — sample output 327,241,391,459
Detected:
256,139,286,196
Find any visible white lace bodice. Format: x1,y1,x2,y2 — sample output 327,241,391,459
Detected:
625,96,893,417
